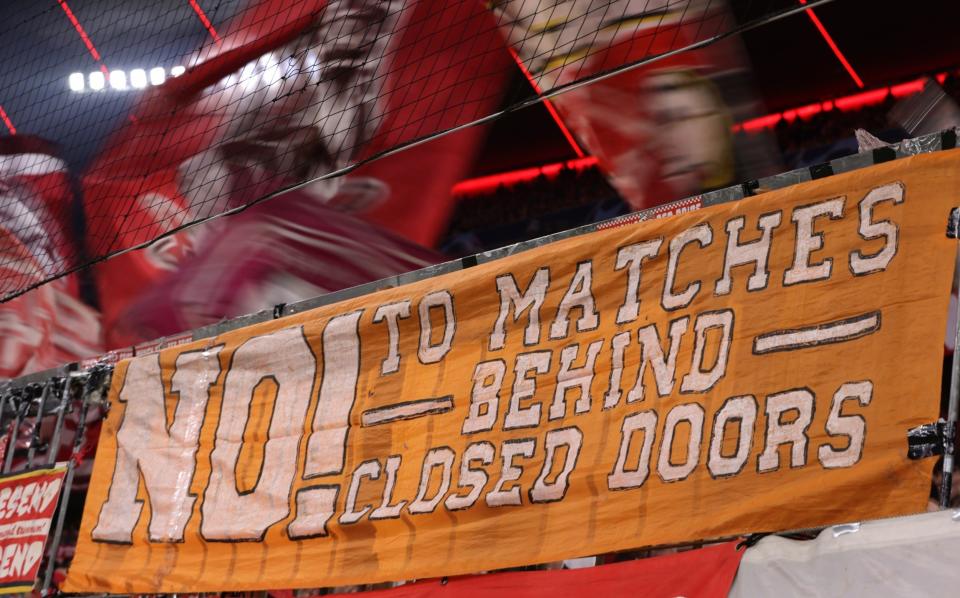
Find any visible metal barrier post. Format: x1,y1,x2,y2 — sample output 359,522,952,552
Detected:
942,210,960,508
26,379,53,468
46,378,71,467
942,322,960,508
41,366,109,595
3,389,24,473
0,390,9,462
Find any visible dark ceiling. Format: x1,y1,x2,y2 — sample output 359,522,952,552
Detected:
477,0,960,175
0,0,955,176
740,0,960,111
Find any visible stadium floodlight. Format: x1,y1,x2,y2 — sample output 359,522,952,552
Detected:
109,70,127,90
149,67,165,85
68,72,85,92
70,66,176,92
130,69,147,89
238,61,258,90
89,71,105,91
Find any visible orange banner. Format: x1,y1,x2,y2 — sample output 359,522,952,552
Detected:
66,151,959,593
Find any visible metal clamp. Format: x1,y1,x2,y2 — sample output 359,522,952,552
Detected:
947,207,960,239
907,420,951,459
831,522,861,538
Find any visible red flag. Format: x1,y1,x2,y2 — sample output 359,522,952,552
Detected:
86,0,510,347
0,466,68,593
107,189,441,345
0,137,101,376
495,1,748,210
305,541,744,598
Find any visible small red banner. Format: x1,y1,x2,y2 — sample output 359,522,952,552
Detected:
0,466,67,594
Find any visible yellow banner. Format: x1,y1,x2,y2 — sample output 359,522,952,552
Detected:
66,151,959,593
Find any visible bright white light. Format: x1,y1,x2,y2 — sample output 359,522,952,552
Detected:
239,60,258,90
130,69,147,89
263,54,282,87
149,67,165,85
68,73,85,92
109,70,127,90
72,66,178,92
89,71,105,91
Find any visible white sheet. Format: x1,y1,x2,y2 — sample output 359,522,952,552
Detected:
730,509,960,598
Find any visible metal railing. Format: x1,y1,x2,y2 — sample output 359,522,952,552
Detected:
0,365,113,595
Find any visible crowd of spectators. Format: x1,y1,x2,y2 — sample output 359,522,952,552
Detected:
441,73,960,256
757,72,960,167
768,99,898,159
441,166,627,257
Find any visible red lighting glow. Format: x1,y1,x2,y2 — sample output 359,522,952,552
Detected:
796,103,823,119
890,79,926,98
0,106,16,136
741,113,782,133
452,157,598,196
833,88,889,111
57,0,109,76
188,0,223,45
798,0,863,89
736,74,946,132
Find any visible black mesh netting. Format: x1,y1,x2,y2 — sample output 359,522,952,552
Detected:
0,0,817,301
